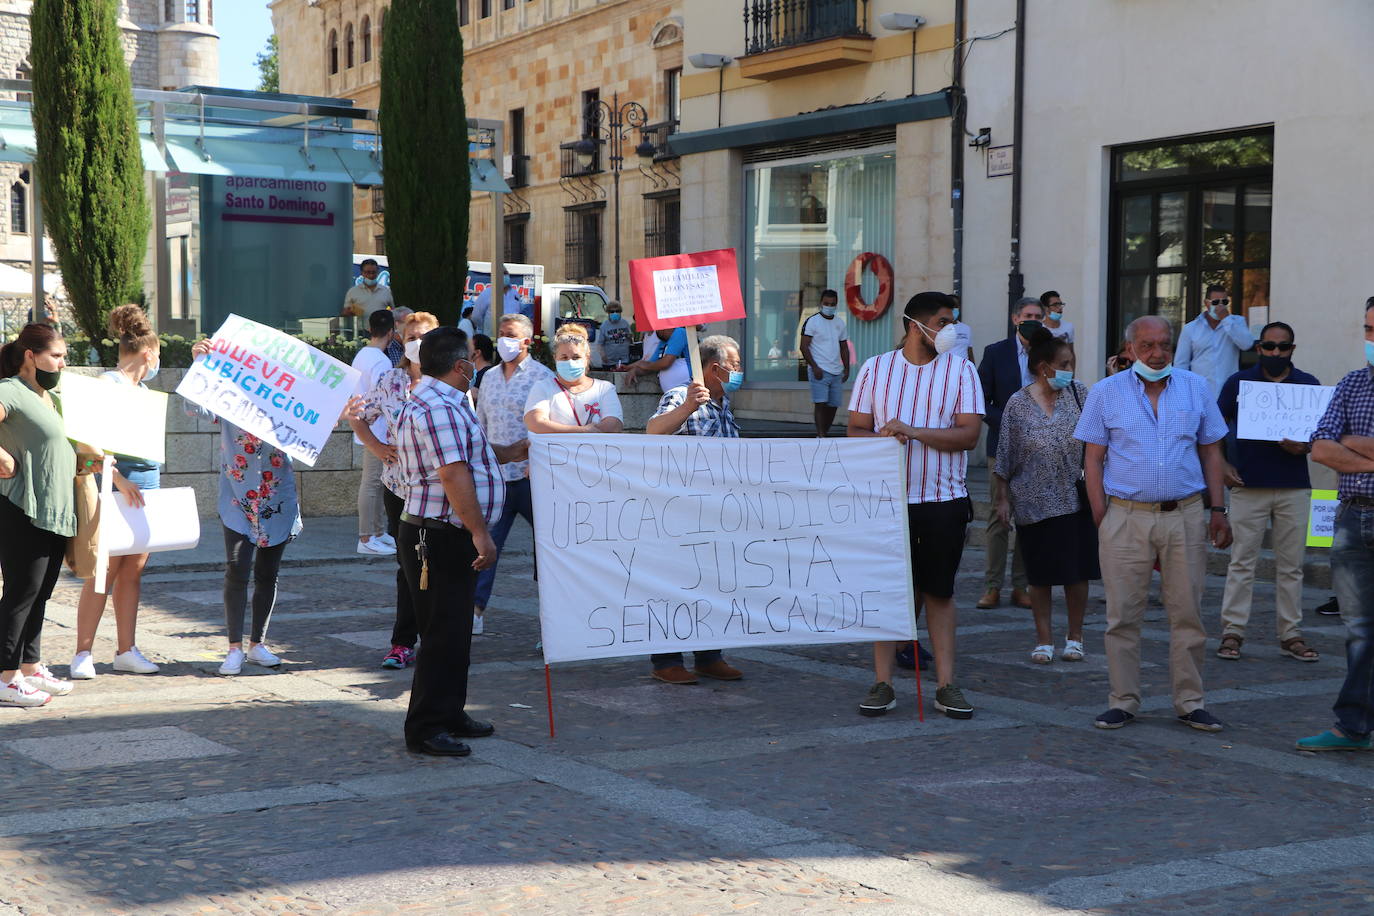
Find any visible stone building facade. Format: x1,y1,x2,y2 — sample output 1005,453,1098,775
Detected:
273,0,683,299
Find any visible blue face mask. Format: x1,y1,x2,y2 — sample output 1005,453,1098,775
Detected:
556,359,586,382
143,358,159,382
1132,360,1174,383
723,369,744,392
1366,340,1374,367
1048,369,1073,390
952,308,961,321
604,312,622,323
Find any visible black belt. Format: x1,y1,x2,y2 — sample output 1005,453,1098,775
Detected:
400,512,455,530
1346,495,1374,509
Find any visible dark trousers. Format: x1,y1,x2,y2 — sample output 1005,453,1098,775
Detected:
651,650,723,670
473,477,534,608
0,496,66,670
222,525,288,645
382,489,417,648
398,521,477,745
1332,504,1374,737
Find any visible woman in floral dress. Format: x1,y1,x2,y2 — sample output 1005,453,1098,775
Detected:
188,340,303,676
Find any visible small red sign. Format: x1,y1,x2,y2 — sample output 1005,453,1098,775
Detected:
628,248,746,332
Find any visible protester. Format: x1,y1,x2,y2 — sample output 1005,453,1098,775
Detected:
798,289,851,437
392,326,502,756
976,296,1043,610
1297,299,1374,751
1176,284,1254,397
472,313,553,634
599,301,633,368
352,309,400,557
470,334,495,398
349,311,440,670
993,327,1098,664
1040,290,1074,343
189,338,305,676
1075,315,1231,732
471,279,521,334
1215,322,1320,663
71,305,162,679
850,292,984,720
946,298,974,362
524,325,623,434
458,305,477,341
624,326,689,392
0,324,83,706
644,334,746,684
343,258,394,318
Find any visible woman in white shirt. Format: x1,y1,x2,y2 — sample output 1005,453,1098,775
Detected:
524,324,624,433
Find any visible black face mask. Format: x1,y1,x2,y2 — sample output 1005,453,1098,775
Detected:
1258,354,1291,377
34,367,60,391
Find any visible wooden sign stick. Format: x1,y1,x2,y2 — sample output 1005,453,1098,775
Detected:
685,325,704,383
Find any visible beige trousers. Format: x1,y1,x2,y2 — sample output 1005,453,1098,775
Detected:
1099,498,1209,715
1220,487,1308,642
983,502,1027,592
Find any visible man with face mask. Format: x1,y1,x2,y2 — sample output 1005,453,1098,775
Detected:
1214,322,1320,664
344,259,394,318
643,335,746,684
598,301,632,368
1176,285,1254,398
974,297,1043,610
799,289,851,438
1075,315,1232,733
391,327,502,756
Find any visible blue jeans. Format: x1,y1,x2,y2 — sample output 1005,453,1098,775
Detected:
1332,503,1374,738
473,477,534,609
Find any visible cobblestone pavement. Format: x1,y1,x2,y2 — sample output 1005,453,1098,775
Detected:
3,518,1373,914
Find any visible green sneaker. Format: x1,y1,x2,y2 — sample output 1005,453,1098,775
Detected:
934,684,974,720
859,681,896,717
1296,730,1372,752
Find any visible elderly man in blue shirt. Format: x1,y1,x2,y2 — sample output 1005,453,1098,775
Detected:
1075,315,1233,733
1175,284,1255,397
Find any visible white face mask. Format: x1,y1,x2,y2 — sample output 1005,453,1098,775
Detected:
496,336,524,362
933,324,961,354
404,339,421,363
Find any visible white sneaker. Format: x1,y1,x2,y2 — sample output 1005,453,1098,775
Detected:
0,674,50,707
246,644,282,668
472,614,484,636
357,537,396,556
375,533,397,550
113,646,160,674
24,665,72,696
70,651,97,680
218,648,245,676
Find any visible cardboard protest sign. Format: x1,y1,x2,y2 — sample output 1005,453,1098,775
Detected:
60,372,168,464
175,314,359,466
1307,489,1339,548
1237,381,1335,442
529,434,915,664
628,249,746,332
100,488,201,557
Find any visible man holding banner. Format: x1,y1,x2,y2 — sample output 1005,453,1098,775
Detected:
643,334,746,684
393,327,503,757
847,292,985,720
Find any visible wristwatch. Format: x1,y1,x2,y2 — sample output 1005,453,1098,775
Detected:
1210,506,1228,515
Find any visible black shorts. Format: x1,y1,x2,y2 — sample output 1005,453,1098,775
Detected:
907,498,973,599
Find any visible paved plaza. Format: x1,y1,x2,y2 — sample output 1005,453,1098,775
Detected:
2,518,1372,914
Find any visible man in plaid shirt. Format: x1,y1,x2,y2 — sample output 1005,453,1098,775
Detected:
1298,299,1374,751
393,327,505,757
644,334,744,684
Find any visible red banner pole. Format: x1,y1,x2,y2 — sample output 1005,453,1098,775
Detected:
545,664,556,739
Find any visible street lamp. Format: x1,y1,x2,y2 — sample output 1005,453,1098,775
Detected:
579,92,654,300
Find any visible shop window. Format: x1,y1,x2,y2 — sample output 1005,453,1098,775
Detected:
1109,129,1273,350
743,145,895,381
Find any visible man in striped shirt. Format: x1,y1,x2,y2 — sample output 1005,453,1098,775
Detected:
848,291,986,720
393,327,506,757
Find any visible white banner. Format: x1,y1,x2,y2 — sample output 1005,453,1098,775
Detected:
1237,380,1335,442
175,314,359,466
529,434,915,664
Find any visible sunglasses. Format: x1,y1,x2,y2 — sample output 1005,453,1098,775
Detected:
1258,340,1295,353
1208,297,1231,307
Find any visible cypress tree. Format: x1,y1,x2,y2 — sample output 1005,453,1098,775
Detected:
380,0,470,327
30,0,149,343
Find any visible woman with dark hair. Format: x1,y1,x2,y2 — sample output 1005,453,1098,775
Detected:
992,327,1100,665
0,324,80,705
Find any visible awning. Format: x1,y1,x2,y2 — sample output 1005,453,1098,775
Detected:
163,135,355,184
0,126,36,163
470,157,510,193
332,146,383,185
139,136,170,173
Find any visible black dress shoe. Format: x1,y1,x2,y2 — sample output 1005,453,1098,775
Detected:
450,713,495,738
407,733,472,757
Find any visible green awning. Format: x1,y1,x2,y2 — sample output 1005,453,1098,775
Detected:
0,126,36,163
140,136,170,173
163,135,354,183
332,146,383,185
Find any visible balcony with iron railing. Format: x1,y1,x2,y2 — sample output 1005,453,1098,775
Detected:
740,0,874,81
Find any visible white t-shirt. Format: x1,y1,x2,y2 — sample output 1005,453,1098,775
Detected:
848,350,986,503
524,377,623,428
351,345,394,443
1047,318,1075,343
343,284,393,315
800,312,849,376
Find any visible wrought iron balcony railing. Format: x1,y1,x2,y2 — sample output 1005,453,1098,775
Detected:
744,0,870,56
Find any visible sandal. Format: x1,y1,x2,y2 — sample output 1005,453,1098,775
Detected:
1216,634,1243,660
1281,637,1320,663
1061,639,1085,662
1030,644,1053,665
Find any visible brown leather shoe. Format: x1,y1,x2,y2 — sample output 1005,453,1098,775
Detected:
976,589,1001,609
1011,589,1033,609
694,660,743,680
652,665,698,685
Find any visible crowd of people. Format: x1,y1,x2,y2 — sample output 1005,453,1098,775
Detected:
2,287,1373,760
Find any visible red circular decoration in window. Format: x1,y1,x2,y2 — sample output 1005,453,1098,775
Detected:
844,252,894,321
